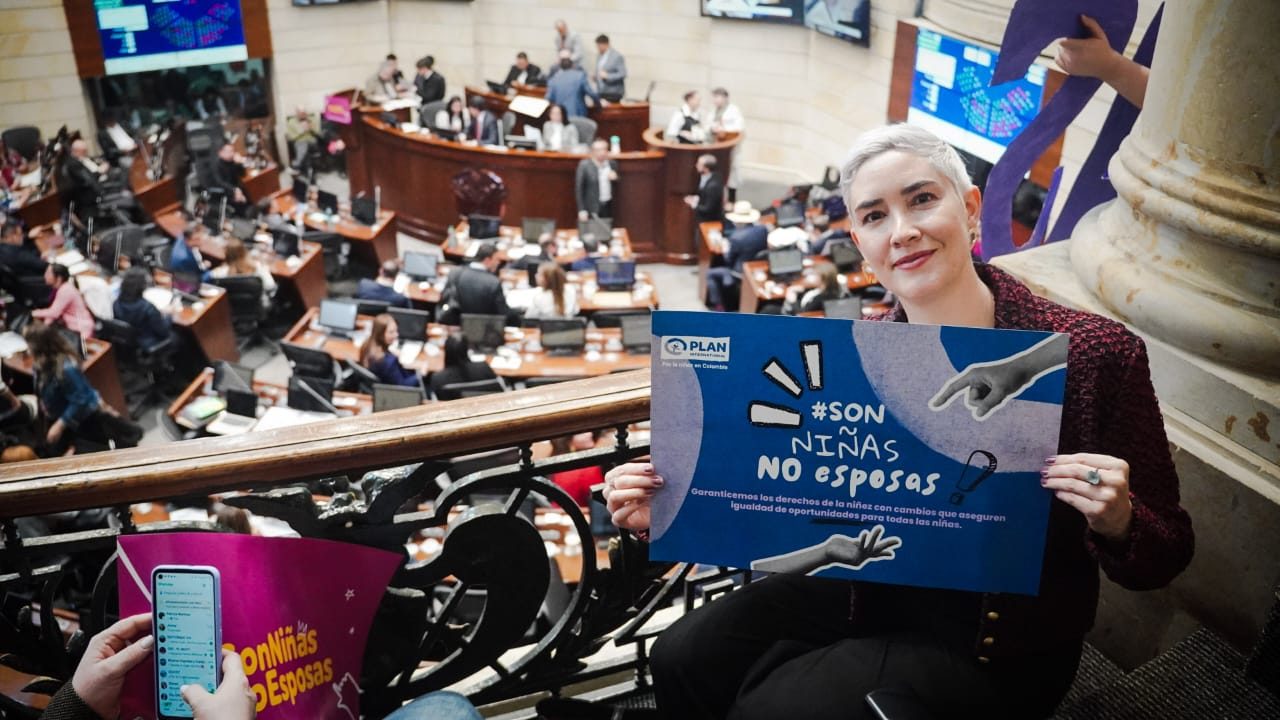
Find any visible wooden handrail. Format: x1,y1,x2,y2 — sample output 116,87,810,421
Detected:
0,370,651,519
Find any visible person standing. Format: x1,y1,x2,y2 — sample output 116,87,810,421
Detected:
553,19,584,68
709,87,746,202
414,56,446,104
546,51,598,118
666,91,706,144
575,139,618,221
684,154,725,225
593,35,627,102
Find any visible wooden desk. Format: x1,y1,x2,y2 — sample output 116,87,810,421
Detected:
464,85,650,152
283,308,650,379
166,368,375,430
14,187,60,228
441,224,634,266
739,258,880,315
3,337,128,416
196,233,328,310
242,162,282,205
272,192,399,268
400,263,659,314
643,128,742,264
344,113,669,261
149,271,239,363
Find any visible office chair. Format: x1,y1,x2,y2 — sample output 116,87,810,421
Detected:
341,359,380,395
0,266,50,310
568,116,598,145
309,232,350,282
419,100,448,128
435,377,505,401
213,275,268,350
501,111,517,138
589,309,651,329
96,317,177,418
2,126,41,161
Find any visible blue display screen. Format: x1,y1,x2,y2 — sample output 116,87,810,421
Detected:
94,0,248,76
154,570,219,718
907,29,1046,164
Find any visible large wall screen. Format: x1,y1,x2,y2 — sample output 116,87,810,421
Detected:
94,0,249,75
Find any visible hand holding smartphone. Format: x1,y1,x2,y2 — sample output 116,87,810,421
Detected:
151,565,222,719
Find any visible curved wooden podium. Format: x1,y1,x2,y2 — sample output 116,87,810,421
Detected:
644,128,741,264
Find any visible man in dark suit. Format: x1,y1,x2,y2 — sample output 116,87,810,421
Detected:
63,139,110,220
503,52,543,87
95,109,137,168
414,56,446,104
464,96,500,145
0,220,46,278
593,34,627,102
437,243,510,325
211,143,250,216
684,154,725,225
704,202,771,311
575,139,618,221
356,260,412,308
545,51,598,118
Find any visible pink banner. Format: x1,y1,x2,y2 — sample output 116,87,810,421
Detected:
117,533,400,719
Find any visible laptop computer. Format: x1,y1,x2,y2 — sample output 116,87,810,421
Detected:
316,189,339,215
767,247,804,280
467,214,502,239
594,258,636,292
577,217,613,251
351,196,377,225
521,217,556,243
460,313,506,354
288,375,338,414
212,360,254,394
292,177,309,203
620,313,652,354
388,306,430,364
822,296,863,320
206,388,259,435
402,251,437,280
316,299,358,339
373,383,425,412
172,271,201,300
486,80,509,95
272,228,301,258
830,241,863,273
776,201,806,229
539,318,587,356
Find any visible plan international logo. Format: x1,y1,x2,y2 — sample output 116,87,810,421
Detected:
660,336,731,363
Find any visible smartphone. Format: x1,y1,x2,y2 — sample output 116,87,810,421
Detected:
151,565,222,719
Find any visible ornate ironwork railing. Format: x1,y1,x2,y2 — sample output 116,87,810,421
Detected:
0,371,679,718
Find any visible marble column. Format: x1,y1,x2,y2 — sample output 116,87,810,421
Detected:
1068,0,1280,378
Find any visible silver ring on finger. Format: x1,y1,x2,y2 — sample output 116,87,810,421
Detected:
1085,468,1102,486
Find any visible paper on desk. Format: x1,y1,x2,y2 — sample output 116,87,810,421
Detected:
509,95,550,118
489,354,522,371
143,287,174,310
393,273,411,294
253,405,337,432
505,287,536,309
464,242,480,258
382,97,419,111
591,291,635,308
0,332,28,358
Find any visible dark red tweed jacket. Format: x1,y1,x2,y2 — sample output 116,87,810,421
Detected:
860,262,1194,661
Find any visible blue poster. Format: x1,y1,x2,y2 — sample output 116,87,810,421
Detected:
649,311,1068,596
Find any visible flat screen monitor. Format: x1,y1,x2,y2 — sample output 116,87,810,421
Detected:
908,27,1047,165
467,214,501,239
776,201,805,229
316,190,339,215
272,228,300,258
287,375,336,414
594,258,636,291
823,296,863,320
767,247,804,277
351,196,376,225
539,318,586,355
620,313,652,352
292,177,309,203
804,0,871,47
521,217,556,243
94,0,249,76
402,251,437,280
829,241,863,272
224,388,258,418
58,328,85,360
373,383,424,412
387,307,430,343
701,0,804,24
486,80,508,95
577,218,612,251
460,314,506,353
213,360,254,394
317,299,358,334
172,271,201,295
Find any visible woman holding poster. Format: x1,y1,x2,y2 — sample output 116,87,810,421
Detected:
604,124,1194,719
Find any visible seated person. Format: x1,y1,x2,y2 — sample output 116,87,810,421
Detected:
433,96,469,140
212,143,251,216
32,264,95,339
782,263,849,315
437,243,510,325
0,219,46,278
510,234,559,273
524,262,578,320
112,267,172,349
359,313,420,388
357,260,412,308
548,431,603,507
209,237,276,306
62,139,114,222
503,51,544,87
195,87,228,119
365,60,407,104
463,96,500,145
285,106,321,173
809,216,853,257
169,220,211,277
536,103,580,152
429,333,499,400
705,202,772,311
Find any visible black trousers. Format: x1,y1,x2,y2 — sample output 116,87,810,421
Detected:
650,574,1081,720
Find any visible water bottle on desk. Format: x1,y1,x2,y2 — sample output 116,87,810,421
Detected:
610,135,621,155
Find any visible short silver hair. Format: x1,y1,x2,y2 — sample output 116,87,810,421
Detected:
839,124,973,210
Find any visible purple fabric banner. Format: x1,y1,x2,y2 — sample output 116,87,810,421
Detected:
1028,166,1063,247
1048,4,1163,242
979,0,1138,260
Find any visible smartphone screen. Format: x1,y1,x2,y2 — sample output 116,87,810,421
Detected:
152,566,222,719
